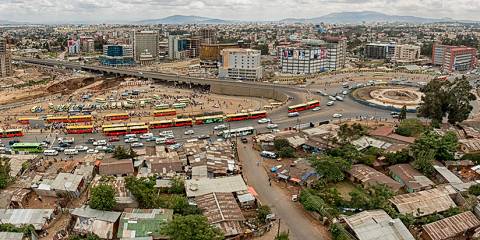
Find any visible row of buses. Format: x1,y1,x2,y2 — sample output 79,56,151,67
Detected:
288,100,320,113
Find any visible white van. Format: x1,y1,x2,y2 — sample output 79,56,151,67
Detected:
64,149,79,155
260,151,278,159
288,112,300,117
43,149,59,156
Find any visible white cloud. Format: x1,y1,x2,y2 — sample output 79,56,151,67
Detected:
0,0,478,23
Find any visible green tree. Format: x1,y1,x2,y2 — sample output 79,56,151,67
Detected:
274,139,290,150
169,177,186,194
275,232,290,240
469,184,480,196
395,118,427,137
89,184,116,211
399,105,407,121
0,157,12,189
338,123,366,143
410,131,458,161
412,149,436,177
330,223,352,240
398,213,415,228
69,234,101,240
385,149,413,165
278,147,295,158
299,189,338,219
113,146,131,159
257,205,272,224
418,77,476,126
160,215,224,240
309,155,352,183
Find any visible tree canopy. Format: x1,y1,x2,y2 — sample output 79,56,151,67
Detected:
160,215,224,240
410,131,458,161
309,155,352,183
418,77,476,126
0,157,12,189
89,184,116,211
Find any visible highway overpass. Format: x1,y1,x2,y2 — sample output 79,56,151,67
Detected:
15,57,293,102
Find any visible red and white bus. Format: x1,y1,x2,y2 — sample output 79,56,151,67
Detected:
225,113,250,122
105,113,129,121
0,129,24,138
103,127,128,136
150,120,174,129
129,125,149,134
249,111,267,119
69,115,93,123
153,109,177,117
288,100,320,113
18,117,38,124
173,118,193,127
66,125,94,134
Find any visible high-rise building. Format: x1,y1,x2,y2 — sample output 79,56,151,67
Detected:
432,44,477,72
393,44,421,63
80,37,95,53
100,45,135,67
218,48,263,81
0,37,12,78
168,35,201,60
133,31,159,62
199,28,217,44
279,37,347,74
365,43,396,59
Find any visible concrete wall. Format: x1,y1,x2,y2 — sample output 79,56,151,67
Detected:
210,82,288,102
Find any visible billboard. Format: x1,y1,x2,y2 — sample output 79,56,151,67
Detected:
281,48,328,60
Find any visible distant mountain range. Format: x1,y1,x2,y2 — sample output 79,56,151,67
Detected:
0,20,28,25
135,11,477,25
135,15,235,25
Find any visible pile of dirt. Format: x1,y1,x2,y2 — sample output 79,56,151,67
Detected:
47,77,96,94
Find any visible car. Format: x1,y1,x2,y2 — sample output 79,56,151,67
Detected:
328,96,337,101
156,138,167,145
241,137,248,143
257,118,271,124
267,124,278,129
326,101,335,106
184,130,195,135
165,139,176,145
93,140,107,146
43,149,59,156
390,111,400,116
214,124,227,131
75,145,89,152
58,142,69,148
288,112,299,117
342,90,348,95
260,151,278,159
131,142,144,148
125,134,137,139
342,83,349,88
332,113,343,118
86,149,99,154
168,143,183,150
312,107,321,111
145,137,157,142
52,146,65,152
140,133,153,139
64,149,79,155
336,96,344,101
8,140,20,145
86,138,96,144
198,134,210,140
125,138,139,143
108,137,120,142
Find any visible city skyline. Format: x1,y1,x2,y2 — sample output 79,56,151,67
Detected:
0,0,479,23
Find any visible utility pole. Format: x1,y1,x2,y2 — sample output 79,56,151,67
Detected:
276,218,281,238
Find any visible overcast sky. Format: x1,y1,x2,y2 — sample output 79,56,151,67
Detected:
0,0,479,23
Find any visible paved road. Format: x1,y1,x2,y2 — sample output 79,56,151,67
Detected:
238,139,327,240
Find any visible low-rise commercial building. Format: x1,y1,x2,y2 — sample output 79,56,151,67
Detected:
100,45,135,67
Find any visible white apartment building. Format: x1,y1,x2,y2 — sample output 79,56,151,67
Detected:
219,48,263,81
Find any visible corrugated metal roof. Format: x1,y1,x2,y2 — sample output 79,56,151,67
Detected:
185,175,247,197
422,211,480,240
389,188,456,217
349,164,403,192
71,206,121,223
344,210,414,240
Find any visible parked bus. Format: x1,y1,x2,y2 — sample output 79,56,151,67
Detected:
195,115,224,125
103,127,128,136
129,125,149,134
66,125,94,134
17,117,38,124
225,113,250,122
127,122,148,127
177,98,190,103
102,123,126,130
149,120,174,129
1,129,24,138
153,109,177,117
155,104,170,110
95,98,107,103
46,116,69,123
105,113,129,121
69,115,93,123
249,111,267,119
173,118,193,127
172,103,187,109
12,143,43,153
222,127,255,138
288,100,320,113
